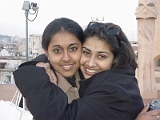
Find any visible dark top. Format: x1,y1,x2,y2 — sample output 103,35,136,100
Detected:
13,65,144,120
19,54,49,67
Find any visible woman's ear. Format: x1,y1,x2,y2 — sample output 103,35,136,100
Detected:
44,50,49,61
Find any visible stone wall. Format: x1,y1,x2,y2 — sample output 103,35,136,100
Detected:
154,0,160,65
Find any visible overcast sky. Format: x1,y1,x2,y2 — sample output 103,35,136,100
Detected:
0,0,138,40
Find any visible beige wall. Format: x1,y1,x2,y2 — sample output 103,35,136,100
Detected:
29,35,43,55
154,0,160,66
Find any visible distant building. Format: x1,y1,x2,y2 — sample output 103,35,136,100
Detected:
17,38,26,56
0,49,10,56
17,34,44,59
29,34,44,58
0,56,25,84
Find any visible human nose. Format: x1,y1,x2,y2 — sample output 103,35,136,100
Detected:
87,57,96,67
62,51,71,62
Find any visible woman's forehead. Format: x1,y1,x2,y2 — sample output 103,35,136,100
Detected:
83,37,111,52
50,32,81,44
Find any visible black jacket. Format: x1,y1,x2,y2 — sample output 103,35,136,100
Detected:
14,65,143,120
19,54,48,67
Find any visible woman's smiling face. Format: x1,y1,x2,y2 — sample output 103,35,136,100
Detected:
80,36,114,79
45,31,82,77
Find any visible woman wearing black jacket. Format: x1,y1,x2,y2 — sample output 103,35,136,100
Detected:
14,21,145,120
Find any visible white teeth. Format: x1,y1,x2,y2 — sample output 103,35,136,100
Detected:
86,68,97,73
63,65,71,68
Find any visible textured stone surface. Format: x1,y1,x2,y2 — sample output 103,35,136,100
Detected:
136,0,158,99
154,0,160,62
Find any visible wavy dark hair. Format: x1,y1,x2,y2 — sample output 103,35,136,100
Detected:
83,22,137,69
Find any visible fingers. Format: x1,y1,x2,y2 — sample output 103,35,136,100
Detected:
36,62,57,85
156,115,160,120
145,109,160,120
36,62,50,70
36,62,46,67
135,104,160,120
50,70,58,84
139,104,149,114
148,110,160,117
43,63,50,69
46,69,58,85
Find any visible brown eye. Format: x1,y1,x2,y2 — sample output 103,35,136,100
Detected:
82,50,90,56
54,48,61,53
70,47,78,51
98,55,107,59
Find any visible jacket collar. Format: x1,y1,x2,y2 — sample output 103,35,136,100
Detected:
79,67,136,97
57,71,81,93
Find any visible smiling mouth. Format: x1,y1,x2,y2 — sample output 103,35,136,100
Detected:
61,65,73,71
85,68,99,75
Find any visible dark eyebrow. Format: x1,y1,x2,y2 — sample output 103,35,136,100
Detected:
52,45,60,48
69,43,79,46
83,47,109,55
82,47,91,51
52,43,79,48
98,51,109,55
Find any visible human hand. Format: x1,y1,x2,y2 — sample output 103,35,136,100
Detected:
135,104,160,120
36,62,57,85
